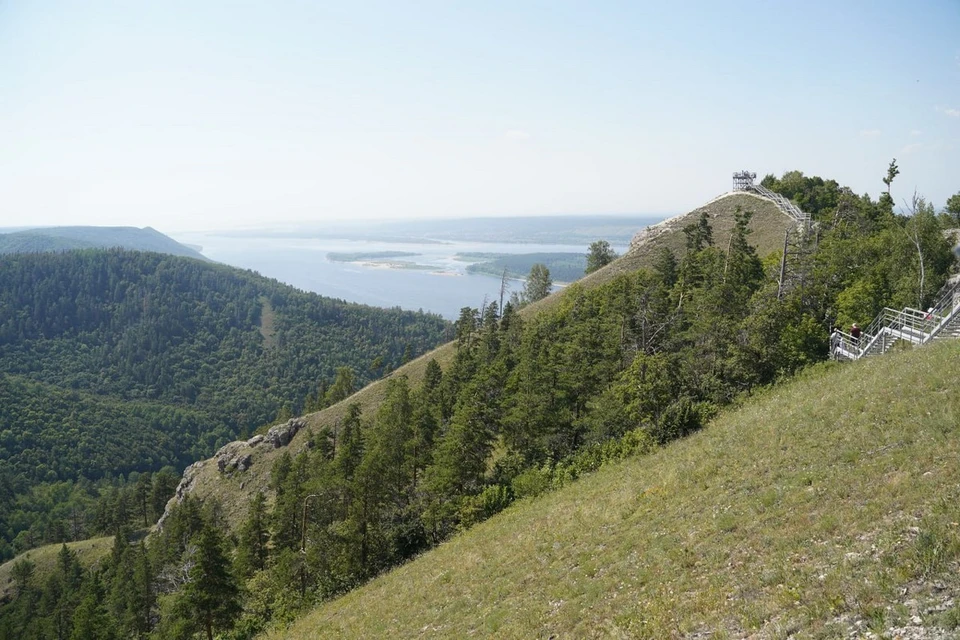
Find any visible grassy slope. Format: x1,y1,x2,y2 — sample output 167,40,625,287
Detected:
0,536,113,603
270,339,960,639
525,192,792,316
176,191,796,532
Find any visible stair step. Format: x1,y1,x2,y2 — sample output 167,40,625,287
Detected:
831,281,960,360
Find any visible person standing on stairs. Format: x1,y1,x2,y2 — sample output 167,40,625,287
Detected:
850,323,861,346
830,329,840,358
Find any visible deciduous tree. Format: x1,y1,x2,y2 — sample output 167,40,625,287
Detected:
585,240,618,274
523,264,552,303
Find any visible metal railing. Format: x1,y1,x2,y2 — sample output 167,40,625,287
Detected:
749,184,811,227
830,329,861,360
927,279,960,338
831,280,960,361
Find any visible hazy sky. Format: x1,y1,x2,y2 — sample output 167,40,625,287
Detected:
2,1,958,232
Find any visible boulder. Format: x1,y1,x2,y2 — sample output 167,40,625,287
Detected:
247,434,265,447
236,454,253,472
215,441,247,474
266,417,306,448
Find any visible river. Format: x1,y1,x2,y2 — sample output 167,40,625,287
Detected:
172,232,633,319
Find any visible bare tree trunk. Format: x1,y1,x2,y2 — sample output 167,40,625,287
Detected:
722,231,734,283
904,191,927,308
911,232,925,308
499,268,509,314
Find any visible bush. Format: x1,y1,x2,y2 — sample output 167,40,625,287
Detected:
652,397,716,443
511,466,553,500
458,485,513,529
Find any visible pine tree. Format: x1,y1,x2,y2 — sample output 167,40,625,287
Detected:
129,543,154,636
149,468,179,523
270,454,311,553
367,377,414,505
69,574,113,640
334,404,364,484
235,492,269,578
177,522,240,640
133,472,152,527
324,367,356,406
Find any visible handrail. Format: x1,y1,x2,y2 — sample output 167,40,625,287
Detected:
902,307,933,320
929,278,960,315
834,279,960,361
749,184,811,226
830,329,862,360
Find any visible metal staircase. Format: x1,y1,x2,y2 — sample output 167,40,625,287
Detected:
732,171,811,228
831,278,960,361
749,183,812,228
731,171,816,299
728,171,960,359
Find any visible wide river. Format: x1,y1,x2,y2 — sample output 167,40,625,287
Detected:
172,232,631,320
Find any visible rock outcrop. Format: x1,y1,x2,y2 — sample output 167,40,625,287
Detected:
265,417,306,448
215,441,248,473
156,417,307,532
155,459,206,531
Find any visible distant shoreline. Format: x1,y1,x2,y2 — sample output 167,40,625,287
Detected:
327,250,420,262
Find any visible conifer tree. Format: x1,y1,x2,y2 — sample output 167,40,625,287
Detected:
149,468,179,523
325,367,356,406
177,521,240,640
946,191,960,225
270,454,311,552
409,371,442,490
367,377,414,504
235,492,269,578
133,472,152,527
129,543,154,636
334,403,364,485
69,574,112,640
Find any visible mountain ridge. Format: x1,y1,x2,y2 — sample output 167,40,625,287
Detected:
0,225,209,260
165,190,798,547
3,174,957,639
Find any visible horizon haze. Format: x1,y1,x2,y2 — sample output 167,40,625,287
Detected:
2,1,958,231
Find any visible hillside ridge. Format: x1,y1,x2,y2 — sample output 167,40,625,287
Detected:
0,225,208,260
270,338,960,639
0,249,450,561
165,190,797,540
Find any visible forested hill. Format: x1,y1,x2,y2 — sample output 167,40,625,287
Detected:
0,225,208,260
0,249,449,558
1,170,957,639
154,170,954,638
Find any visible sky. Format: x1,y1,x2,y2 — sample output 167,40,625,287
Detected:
1,0,958,232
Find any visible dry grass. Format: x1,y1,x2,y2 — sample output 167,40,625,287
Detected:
267,339,960,639
258,295,278,349
185,191,798,531
0,536,113,602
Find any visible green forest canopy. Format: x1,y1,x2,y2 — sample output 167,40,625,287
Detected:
0,249,450,560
